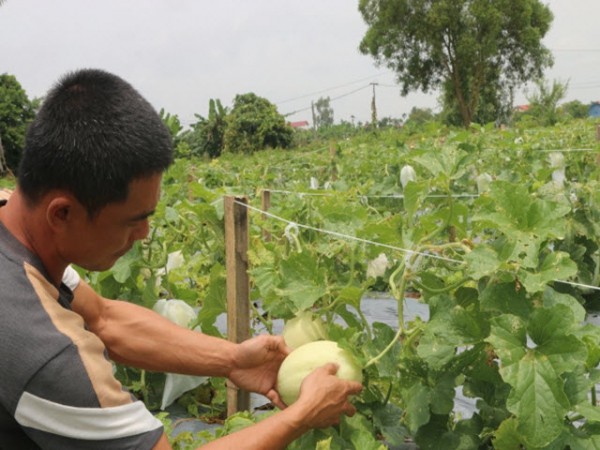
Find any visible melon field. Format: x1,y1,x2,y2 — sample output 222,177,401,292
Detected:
71,119,600,449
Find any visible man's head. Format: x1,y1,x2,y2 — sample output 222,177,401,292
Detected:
18,68,173,218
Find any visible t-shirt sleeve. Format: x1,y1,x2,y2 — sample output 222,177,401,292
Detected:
14,345,164,449
62,265,81,291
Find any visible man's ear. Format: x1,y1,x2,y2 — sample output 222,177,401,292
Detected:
46,196,76,231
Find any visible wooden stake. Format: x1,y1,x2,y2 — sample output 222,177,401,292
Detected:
261,190,271,242
223,195,251,416
596,125,600,167
330,142,337,181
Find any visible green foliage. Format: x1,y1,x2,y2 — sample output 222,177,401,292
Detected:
402,107,437,131
222,93,293,154
182,99,228,159
561,100,591,120
521,78,570,126
0,173,16,190
0,73,36,173
314,96,334,128
159,108,189,159
81,119,600,447
159,108,183,139
358,0,554,128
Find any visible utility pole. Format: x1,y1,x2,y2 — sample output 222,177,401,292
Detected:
0,136,5,174
370,83,378,130
311,101,317,140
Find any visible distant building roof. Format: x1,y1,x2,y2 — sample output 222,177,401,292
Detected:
589,103,600,117
289,121,309,128
514,105,530,112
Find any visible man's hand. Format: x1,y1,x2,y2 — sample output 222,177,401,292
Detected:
292,362,363,429
228,334,291,409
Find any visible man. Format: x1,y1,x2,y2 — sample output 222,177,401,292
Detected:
0,69,362,449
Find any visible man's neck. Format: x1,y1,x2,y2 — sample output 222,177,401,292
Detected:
0,189,66,286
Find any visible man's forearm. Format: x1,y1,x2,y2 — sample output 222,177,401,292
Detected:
197,403,310,450
73,281,236,376
104,300,236,375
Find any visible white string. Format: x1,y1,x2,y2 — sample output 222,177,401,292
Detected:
284,223,299,244
533,148,595,153
266,189,480,199
555,279,600,291
234,200,600,292
236,200,465,264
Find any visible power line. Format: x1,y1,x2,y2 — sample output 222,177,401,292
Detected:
275,72,392,105
551,48,600,52
282,84,372,117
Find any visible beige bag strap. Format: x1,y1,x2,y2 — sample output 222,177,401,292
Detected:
0,188,13,201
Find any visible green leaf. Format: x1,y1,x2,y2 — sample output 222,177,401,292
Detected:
414,414,461,450
165,205,179,222
412,147,471,180
249,263,279,299
488,315,527,367
223,413,255,434
503,352,570,448
572,324,600,369
528,304,587,375
343,414,387,450
403,180,430,219
315,437,332,450
473,181,571,269
417,295,457,368
573,402,600,423
336,286,364,308
316,198,367,237
371,402,407,446
404,382,431,431
564,365,592,407
542,287,586,323
197,263,227,335
111,244,142,283
480,282,533,320
418,294,490,369
464,244,506,280
493,418,523,450
363,322,401,378
276,251,327,310
518,251,578,294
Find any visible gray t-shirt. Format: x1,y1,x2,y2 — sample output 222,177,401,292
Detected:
0,201,163,449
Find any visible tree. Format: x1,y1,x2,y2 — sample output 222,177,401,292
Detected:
524,78,569,126
192,98,227,158
0,74,36,173
314,96,334,128
406,106,436,126
358,0,554,128
182,99,229,159
560,100,590,120
223,93,293,154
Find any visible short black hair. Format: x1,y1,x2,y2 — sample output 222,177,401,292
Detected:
18,68,174,217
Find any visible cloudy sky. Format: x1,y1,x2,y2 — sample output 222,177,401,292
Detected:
1,0,599,127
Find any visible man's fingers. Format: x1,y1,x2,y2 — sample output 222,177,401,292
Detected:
266,389,287,410
320,362,340,375
347,381,364,396
266,334,292,357
343,403,357,417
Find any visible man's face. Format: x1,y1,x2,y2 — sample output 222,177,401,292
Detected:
62,174,162,272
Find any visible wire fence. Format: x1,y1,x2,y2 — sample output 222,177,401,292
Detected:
229,198,600,293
